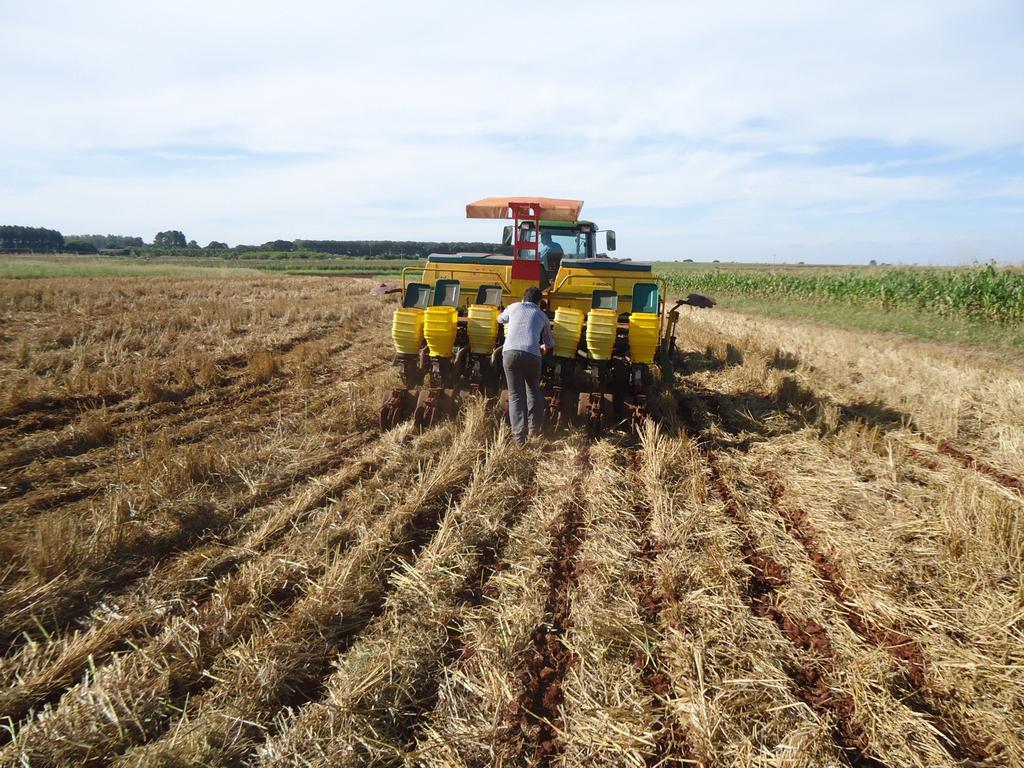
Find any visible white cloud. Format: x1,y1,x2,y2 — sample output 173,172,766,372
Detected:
1,0,1022,261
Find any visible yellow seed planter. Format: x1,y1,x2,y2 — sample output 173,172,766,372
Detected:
627,312,659,364
466,304,499,354
391,308,425,355
423,306,458,358
552,307,584,359
585,308,617,361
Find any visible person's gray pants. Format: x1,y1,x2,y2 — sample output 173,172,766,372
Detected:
503,349,543,444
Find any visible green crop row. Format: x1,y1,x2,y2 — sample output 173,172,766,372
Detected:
663,264,1024,324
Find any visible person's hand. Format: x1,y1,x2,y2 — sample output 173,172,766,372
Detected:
540,343,551,356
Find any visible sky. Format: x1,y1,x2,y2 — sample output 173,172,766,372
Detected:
2,0,1023,264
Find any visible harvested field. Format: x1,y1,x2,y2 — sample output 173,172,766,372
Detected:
1,277,1022,767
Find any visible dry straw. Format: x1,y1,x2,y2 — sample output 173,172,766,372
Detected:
2,276,1022,767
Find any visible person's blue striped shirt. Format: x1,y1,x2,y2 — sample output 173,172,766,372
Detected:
499,301,554,357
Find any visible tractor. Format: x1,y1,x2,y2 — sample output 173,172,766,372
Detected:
380,197,714,433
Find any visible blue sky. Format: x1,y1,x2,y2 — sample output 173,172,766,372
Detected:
2,0,1022,263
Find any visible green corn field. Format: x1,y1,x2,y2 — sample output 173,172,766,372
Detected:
662,264,1024,325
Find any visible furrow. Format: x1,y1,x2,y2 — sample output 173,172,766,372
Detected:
765,474,1006,765
0,329,384,516
705,453,888,768
0,343,390,644
635,423,846,767
554,439,691,766
254,427,537,767
412,442,586,766
627,441,701,767
0,422,454,766
674,397,885,766
0,429,388,730
102,403,492,768
0,316,345,441
0,433,366,649
747,411,1023,765
512,443,591,766
0,319,333,450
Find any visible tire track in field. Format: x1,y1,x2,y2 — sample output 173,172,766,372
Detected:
929,438,1023,496
824,399,1024,501
679,317,1023,495
705,455,887,768
681,361,1023,502
761,473,1007,767
808,387,1022,502
899,437,1024,503
675,396,886,767
0,430,390,734
102,415,491,768
0,342,389,634
0,320,342,442
513,445,590,766
628,449,702,767
0,326,383,510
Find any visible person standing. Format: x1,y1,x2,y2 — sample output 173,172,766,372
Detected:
499,286,554,445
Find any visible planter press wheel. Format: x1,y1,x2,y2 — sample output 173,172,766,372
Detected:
413,388,459,430
578,391,614,436
380,388,415,431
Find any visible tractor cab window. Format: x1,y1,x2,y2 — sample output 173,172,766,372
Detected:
540,228,588,259
538,227,588,280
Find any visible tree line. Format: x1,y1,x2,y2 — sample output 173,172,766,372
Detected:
1,225,510,258
0,226,65,252
66,234,146,249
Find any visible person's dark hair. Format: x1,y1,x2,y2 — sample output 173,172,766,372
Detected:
523,286,542,305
